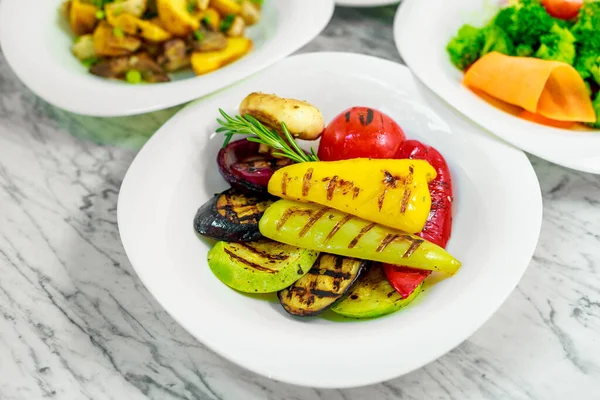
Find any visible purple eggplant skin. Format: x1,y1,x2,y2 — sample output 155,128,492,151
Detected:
194,188,275,242
217,138,294,194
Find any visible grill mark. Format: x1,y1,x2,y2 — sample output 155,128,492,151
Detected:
383,171,398,188
281,172,289,196
223,248,276,273
345,111,351,122
353,187,360,199
309,268,352,280
376,234,400,252
377,189,387,211
400,189,411,214
402,237,424,258
298,207,330,238
276,208,312,230
379,112,384,127
365,108,374,125
333,257,345,291
348,223,376,249
311,289,339,298
238,243,289,261
407,165,414,184
302,168,313,197
359,113,366,126
324,214,353,243
326,175,339,201
387,290,397,298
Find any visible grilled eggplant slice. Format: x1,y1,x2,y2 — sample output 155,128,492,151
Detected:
208,240,319,293
331,263,423,319
278,254,367,317
194,188,274,242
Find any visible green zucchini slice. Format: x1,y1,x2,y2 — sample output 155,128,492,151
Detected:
278,254,367,317
331,263,422,319
208,240,319,293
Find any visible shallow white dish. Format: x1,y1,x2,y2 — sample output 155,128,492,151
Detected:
117,52,542,388
336,0,399,7
394,0,600,174
0,0,334,117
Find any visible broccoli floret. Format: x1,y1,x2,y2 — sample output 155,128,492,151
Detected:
481,24,515,56
587,92,600,129
572,2,600,53
575,51,600,85
535,23,576,65
494,1,555,48
516,43,535,57
446,25,484,71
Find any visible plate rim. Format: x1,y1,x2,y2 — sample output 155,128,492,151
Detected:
0,0,335,117
117,51,543,388
393,0,600,175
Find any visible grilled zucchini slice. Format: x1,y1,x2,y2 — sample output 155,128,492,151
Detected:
331,263,422,319
208,240,319,293
278,255,366,317
194,188,274,242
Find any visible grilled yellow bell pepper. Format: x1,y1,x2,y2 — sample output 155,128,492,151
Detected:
267,158,436,234
259,199,461,275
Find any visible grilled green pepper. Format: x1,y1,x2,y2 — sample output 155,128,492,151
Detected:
259,199,461,275
208,240,319,293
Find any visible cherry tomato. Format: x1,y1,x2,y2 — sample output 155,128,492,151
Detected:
541,0,583,20
317,107,406,161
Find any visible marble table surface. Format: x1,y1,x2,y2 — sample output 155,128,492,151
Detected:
1,4,600,400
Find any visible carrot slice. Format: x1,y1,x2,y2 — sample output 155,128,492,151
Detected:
464,51,596,123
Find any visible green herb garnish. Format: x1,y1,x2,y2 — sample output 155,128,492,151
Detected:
216,109,319,163
187,0,196,13
81,57,99,68
126,69,143,84
220,14,235,33
112,27,125,38
193,30,204,41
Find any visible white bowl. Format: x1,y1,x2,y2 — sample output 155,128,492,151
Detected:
336,0,399,7
394,0,600,174
0,0,334,117
117,52,542,388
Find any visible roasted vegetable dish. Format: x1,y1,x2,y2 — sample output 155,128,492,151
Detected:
447,0,600,129
193,92,463,320
62,0,262,83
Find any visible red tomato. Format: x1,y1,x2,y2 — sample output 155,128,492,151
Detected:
317,107,406,161
542,0,583,20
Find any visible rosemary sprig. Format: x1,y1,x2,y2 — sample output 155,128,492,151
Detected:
216,109,319,163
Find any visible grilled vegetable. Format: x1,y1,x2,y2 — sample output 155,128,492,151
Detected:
217,138,294,194
211,0,242,16
240,0,261,25
69,0,98,36
278,255,366,317
208,241,319,293
90,53,169,83
259,199,462,275
239,93,325,141
194,188,274,242
331,263,422,319
268,159,436,234
384,139,454,299
191,37,252,75
72,35,97,60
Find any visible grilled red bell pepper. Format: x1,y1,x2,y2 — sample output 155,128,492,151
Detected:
383,140,454,298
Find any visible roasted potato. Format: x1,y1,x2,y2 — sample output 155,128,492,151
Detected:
93,21,142,56
105,0,148,18
69,0,98,36
72,34,97,60
195,7,221,31
210,0,241,16
158,39,191,71
191,28,227,52
157,0,200,36
107,12,173,42
191,37,252,75
240,0,261,26
225,15,245,37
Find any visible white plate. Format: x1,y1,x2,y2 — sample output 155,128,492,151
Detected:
0,0,334,117
394,0,600,174
336,0,399,7
117,52,542,388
